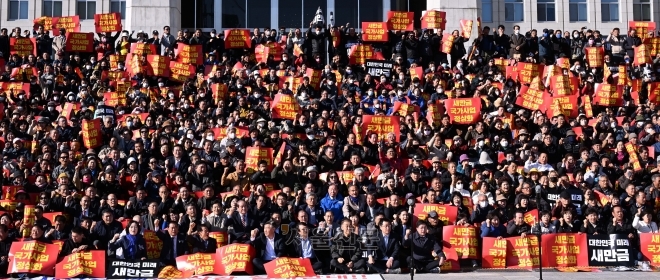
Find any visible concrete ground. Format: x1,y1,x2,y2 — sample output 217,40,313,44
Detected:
381,270,660,280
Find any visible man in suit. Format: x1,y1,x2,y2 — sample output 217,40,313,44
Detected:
228,200,259,243
248,220,286,275
189,224,218,253
300,193,325,227
403,220,446,273
67,196,98,226
290,222,324,274
157,223,188,266
141,202,160,231
330,218,366,273
367,219,401,274
125,187,150,218
166,145,190,175
90,210,123,251
360,193,384,226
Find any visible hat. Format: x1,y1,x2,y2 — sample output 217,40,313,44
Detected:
57,173,69,179
9,171,22,178
636,114,645,121
37,118,48,123
138,30,144,34
12,138,22,144
306,166,318,173
305,128,315,134
152,170,163,177
496,194,507,201
629,132,637,138
518,129,529,136
528,168,539,174
412,154,423,161
47,101,56,106
162,120,173,127
152,30,159,35
257,118,266,123
411,168,421,174
380,163,391,172
459,154,469,162
592,139,602,145
127,157,137,165
121,31,129,37
432,156,441,163
566,130,576,136
226,140,236,146
427,210,438,219
81,169,91,176
219,151,229,159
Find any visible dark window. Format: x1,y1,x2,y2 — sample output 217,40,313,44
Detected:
335,0,358,27
222,0,246,28
279,0,302,29
304,0,327,28
248,0,271,28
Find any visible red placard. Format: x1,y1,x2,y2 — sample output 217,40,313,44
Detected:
422,10,446,30
264,257,317,278
541,233,588,267
147,55,171,77
143,230,163,259
387,11,413,31
482,237,507,268
629,21,657,40
8,241,60,275
65,32,94,52
640,233,660,266
442,226,479,259
413,203,458,225
445,98,481,124
545,95,578,119
348,44,375,65
33,16,54,31
215,244,255,275
517,62,543,84
103,92,126,107
169,61,195,83
550,75,574,96
273,142,286,166
594,83,623,106
584,47,604,68
392,101,420,116
51,16,80,35
409,66,424,85
362,22,389,42
9,38,36,56
55,250,106,278
245,147,274,174
208,231,228,247
361,115,401,141
426,102,445,126
515,85,544,111
176,253,216,276
271,93,301,120
440,33,454,54
94,13,122,33
224,29,251,49
506,236,541,269
211,83,228,104
625,142,644,172
306,69,322,90
255,45,270,63
82,119,102,148
634,44,652,65
130,43,157,56
523,209,539,226
176,43,204,65
459,20,473,39
210,126,249,140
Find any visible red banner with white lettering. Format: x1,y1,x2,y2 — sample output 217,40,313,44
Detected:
55,250,106,278
224,29,252,49
442,226,479,259
593,83,624,106
413,203,458,225
482,237,507,268
264,257,317,278
421,10,446,30
7,241,59,275
176,253,216,276
387,12,413,31
271,94,301,120
506,236,541,269
94,13,122,33
445,98,481,124
541,233,588,267
361,115,401,141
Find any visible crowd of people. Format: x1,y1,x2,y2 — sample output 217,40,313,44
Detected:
0,13,658,277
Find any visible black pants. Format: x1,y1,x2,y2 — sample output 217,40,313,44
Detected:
330,258,366,273
252,258,270,275
407,257,439,273
309,259,324,272
367,259,401,273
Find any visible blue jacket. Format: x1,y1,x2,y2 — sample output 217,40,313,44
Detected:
321,194,344,220
481,223,507,238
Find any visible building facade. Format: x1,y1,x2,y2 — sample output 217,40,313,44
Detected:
0,0,419,35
